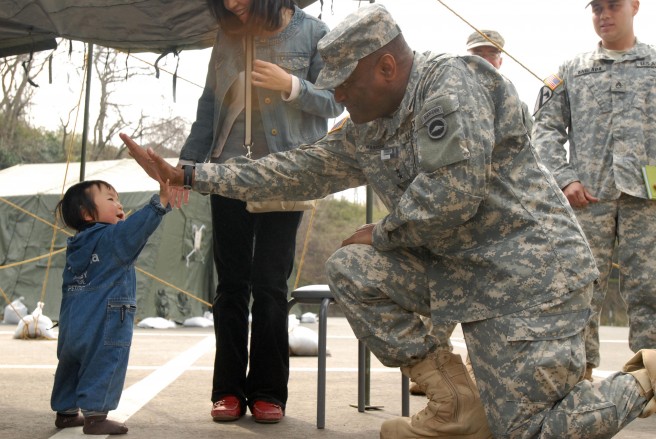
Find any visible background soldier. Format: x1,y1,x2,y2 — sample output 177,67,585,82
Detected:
532,0,656,381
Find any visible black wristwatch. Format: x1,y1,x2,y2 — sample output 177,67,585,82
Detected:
182,164,194,190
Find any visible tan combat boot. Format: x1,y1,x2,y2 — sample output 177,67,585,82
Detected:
622,349,656,418
380,351,492,439
410,380,426,396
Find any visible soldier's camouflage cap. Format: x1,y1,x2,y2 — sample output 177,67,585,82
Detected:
466,30,505,50
315,4,401,90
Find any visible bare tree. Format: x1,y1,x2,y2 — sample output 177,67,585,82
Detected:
142,115,189,155
90,46,139,160
0,53,48,165
87,46,188,161
2,43,190,167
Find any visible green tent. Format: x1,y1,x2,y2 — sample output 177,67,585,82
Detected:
0,159,215,322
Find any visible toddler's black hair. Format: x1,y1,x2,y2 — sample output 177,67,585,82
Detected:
56,180,116,232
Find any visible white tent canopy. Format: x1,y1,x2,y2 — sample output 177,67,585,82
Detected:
0,158,176,196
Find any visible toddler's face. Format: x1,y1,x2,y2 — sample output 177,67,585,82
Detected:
87,185,124,224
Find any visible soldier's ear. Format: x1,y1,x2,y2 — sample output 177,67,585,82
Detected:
377,53,396,81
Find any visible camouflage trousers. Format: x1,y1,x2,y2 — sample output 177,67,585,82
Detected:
326,244,648,438
575,194,656,368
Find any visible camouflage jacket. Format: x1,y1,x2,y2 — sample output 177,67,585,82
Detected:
532,40,656,200
195,51,598,323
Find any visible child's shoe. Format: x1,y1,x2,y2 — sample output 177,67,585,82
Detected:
55,411,84,428
83,414,128,435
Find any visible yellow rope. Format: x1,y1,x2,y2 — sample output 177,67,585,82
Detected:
0,196,71,231
36,44,89,304
0,248,66,270
136,267,212,308
0,197,209,307
293,203,319,290
0,286,53,339
0,285,21,320
435,0,555,88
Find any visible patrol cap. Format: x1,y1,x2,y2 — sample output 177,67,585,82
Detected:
315,4,401,90
466,30,505,50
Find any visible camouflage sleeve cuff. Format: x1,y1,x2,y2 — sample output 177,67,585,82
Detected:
554,170,581,191
371,221,397,252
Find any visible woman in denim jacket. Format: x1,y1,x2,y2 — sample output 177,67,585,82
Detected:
177,0,343,424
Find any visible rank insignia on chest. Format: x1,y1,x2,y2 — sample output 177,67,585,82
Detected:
381,147,399,160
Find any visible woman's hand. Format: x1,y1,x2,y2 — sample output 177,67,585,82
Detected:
252,59,292,94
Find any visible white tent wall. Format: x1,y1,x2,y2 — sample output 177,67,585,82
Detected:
0,159,215,322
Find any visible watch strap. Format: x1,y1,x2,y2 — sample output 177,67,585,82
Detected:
182,165,193,190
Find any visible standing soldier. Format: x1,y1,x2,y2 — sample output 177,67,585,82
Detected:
533,0,656,381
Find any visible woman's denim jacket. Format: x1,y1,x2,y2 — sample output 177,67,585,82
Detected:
179,6,344,164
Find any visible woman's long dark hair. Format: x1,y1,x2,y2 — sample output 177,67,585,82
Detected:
207,0,295,35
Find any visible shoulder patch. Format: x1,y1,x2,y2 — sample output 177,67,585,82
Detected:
543,73,562,91
534,85,554,114
329,116,349,134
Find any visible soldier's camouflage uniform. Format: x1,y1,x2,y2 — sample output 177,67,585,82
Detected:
194,49,650,437
532,40,656,369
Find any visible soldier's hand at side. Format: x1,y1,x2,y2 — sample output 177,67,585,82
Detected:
341,223,375,247
563,181,599,208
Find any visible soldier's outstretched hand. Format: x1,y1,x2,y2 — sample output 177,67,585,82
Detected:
120,133,183,187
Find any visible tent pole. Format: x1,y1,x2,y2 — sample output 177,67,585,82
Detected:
80,42,93,181
365,185,373,406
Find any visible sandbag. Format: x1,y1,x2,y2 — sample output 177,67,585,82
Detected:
14,302,56,340
289,325,325,356
3,296,28,324
183,316,213,328
137,317,177,329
